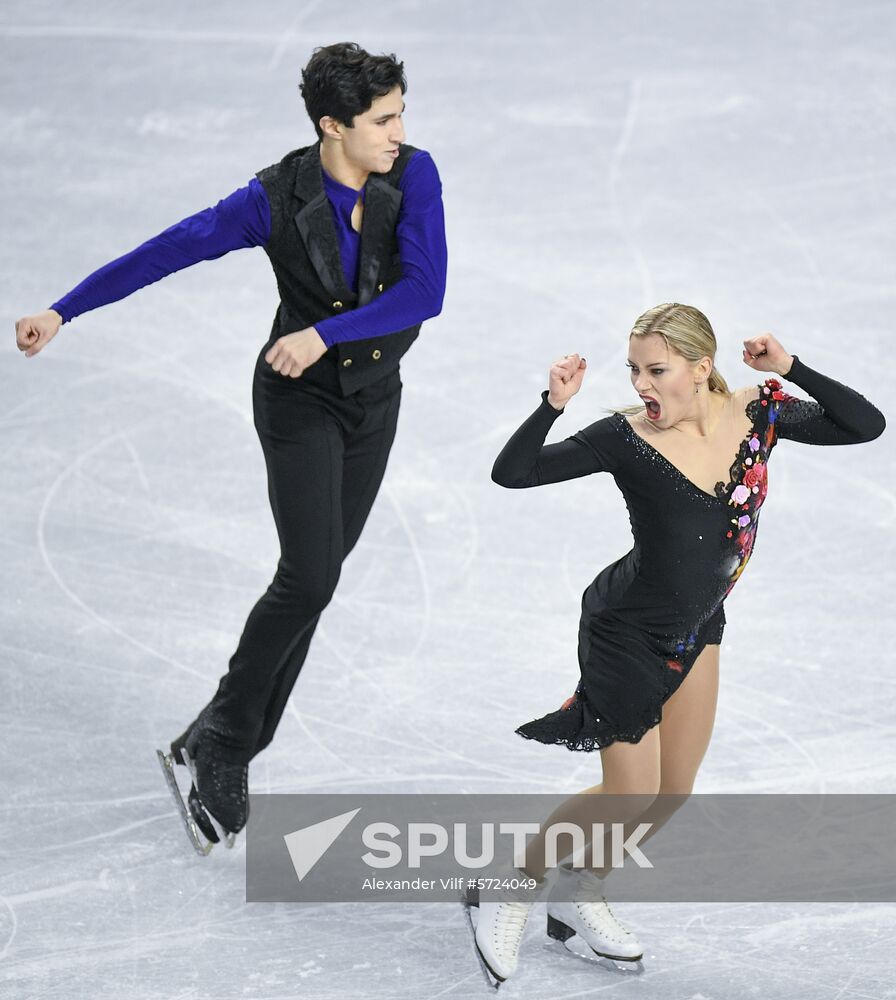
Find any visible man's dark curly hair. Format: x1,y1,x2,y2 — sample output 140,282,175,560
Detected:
300,42,406,140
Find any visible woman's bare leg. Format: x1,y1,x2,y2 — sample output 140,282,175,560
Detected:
523,643,720,881
657,642,720,793
522,727,661,880
597,643,721,872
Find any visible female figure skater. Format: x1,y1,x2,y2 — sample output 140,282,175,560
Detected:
471,303,885,984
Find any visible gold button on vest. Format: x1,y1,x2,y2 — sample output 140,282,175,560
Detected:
377,283,384,292
332,300,343,309
342,358,353,367
372,349,382,361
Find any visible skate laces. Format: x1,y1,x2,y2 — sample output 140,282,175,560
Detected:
195,754,248,829
575,892,631,939
493,900,531,949
563,867,606,903
568,871,632,940
200,758,247,798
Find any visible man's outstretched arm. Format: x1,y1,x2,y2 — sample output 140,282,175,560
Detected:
15,181,270,357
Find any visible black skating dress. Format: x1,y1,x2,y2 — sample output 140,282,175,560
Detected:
491,356,885,751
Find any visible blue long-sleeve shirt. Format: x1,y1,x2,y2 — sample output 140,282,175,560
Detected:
50,149,447,348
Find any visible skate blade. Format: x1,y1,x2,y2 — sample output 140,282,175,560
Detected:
553,933,645,974
460,888,503,991
180,747,238,849
156,750,215,857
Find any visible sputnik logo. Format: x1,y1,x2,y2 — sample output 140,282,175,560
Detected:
283,808,361,882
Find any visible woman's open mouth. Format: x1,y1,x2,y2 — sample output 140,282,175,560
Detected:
641,396,661,420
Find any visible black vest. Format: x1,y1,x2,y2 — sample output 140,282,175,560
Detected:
256,141,421,396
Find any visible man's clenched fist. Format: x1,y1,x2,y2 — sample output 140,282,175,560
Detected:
15,309,63,357
264,327,328,378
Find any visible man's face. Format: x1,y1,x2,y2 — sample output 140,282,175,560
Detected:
337,85,406,173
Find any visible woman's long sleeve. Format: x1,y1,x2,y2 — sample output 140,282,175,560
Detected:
776,355,886,445
491,392,621,488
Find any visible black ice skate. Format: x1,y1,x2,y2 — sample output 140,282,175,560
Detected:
156,728,248,856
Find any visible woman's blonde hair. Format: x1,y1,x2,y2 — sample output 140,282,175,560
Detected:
614,302,730,415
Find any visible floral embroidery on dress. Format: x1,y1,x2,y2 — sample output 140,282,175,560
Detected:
663,631,698,674
722,377,794,594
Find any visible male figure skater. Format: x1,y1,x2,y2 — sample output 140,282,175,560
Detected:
15,42,447,853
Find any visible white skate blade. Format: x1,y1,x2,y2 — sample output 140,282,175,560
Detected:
155,749,214,857
549,925,645,975
460,888,502,991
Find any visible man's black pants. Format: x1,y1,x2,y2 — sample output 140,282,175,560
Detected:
194,353,402,764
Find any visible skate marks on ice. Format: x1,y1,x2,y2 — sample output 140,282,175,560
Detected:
34,427,211,686
4,0,896,998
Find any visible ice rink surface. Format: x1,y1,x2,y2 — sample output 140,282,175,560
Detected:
2,1,895,997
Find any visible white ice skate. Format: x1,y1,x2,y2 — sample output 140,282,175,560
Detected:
546,865,643,963
461,882,536,988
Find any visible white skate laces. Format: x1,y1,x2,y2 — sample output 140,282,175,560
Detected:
575,871,630,941
474,895,532,981
489,897,531,951
468,870,545,983
546,865,643,962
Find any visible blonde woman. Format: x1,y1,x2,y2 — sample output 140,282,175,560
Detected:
469,303,885,984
